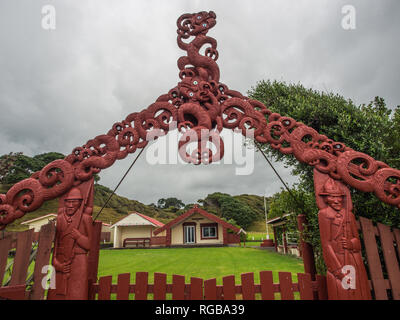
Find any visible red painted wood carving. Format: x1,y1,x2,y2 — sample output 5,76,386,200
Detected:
0,11,399,300
314,170,371,299
47,179,94,300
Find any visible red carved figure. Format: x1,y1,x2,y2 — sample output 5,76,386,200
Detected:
48,186,93,300
315,172,371,300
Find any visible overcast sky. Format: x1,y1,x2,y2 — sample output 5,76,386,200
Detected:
0,0,399,205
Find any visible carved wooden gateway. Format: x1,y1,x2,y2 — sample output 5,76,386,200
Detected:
1,11,400,300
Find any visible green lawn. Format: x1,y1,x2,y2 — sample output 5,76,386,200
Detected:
97,246,304,285
246,231,274,241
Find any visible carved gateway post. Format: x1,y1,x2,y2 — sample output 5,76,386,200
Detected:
314,170,371,299
47,179,94,300
0,11,399,300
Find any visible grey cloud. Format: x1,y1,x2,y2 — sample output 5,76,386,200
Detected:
0,0,398,204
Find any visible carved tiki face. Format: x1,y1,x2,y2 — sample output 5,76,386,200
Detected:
64,188,83,216
326,195,343,211
319,178,345,212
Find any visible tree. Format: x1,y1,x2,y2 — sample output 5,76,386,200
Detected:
157,197,185,210
0,152,22,183
0,152,65,185
203,193,258,230
248,80,400,273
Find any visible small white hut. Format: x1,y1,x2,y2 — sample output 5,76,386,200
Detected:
111,212,164,248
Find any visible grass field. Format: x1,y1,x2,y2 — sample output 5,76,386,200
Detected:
97,246,304,285
246,231,274,241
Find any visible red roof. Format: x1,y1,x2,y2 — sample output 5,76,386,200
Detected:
109,212,164,228
136,212,164,227
153,205,240,235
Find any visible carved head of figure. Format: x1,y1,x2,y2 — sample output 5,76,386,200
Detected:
319,178,345,211
64,188,83,216
177,11,217,37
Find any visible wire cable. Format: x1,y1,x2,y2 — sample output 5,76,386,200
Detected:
255,142,305,212
92,147,145,223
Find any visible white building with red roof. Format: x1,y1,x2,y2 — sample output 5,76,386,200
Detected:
153,205,242,247
110,207,243,249
21,213,57,232
110,212,164,248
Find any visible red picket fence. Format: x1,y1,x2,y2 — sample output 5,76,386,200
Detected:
1,216,399,300
358,217,400,300
0,223,56,300
90,271,328,300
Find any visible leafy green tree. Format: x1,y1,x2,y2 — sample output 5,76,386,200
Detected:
0,152,65,184
248,80,400,273
33,152,65,165
157,197,185,210
0,152,22,183
204,193,258,230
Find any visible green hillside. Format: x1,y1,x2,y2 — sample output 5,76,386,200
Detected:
1,183,176,232
1,185,270,232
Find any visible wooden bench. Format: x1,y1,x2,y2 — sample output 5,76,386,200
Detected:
123,237,151,248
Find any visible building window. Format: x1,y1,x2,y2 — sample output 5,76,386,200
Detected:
201,224,218,239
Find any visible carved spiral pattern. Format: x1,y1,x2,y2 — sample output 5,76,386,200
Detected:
1,11,399,229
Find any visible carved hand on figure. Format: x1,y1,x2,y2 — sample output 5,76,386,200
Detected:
333,268,346,280
341,237,352,250
62,261,71,274
71,228,82,240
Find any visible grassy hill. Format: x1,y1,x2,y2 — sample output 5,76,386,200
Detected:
1,184,270,232
1,183,176,232
0,152,271,232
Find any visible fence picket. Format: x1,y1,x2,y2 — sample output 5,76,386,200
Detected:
117,273,131,300
0,236,12,286
259,271,274,300
190,277,203,300
222,275,236,300
135,272,149,300
377,223,400,300
172,274,185,300
359,217,387,300
241,272,255,300
278,272,294,300
204,278,217,300
394,228,400,258
297,273,313,300
30,222,56,300
316,275,328,300
153,273,167,300
88,221,102,300
10,229,34,286
98,275,113,300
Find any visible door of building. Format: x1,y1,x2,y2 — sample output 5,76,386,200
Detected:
184,225,195,244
